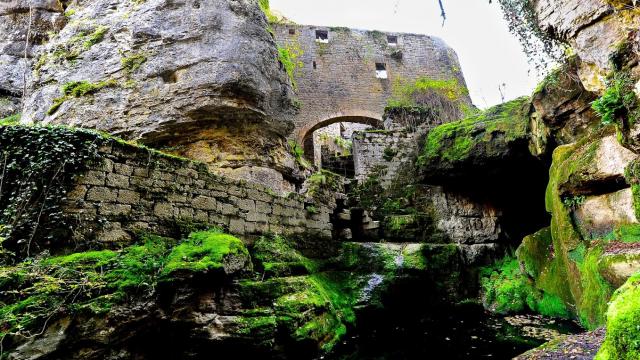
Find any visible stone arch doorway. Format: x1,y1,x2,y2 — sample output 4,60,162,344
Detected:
295,111,384,145
297,112,384,172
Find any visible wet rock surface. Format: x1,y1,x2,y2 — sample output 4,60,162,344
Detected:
516,328,605,360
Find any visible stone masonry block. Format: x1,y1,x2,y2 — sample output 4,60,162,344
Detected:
86,187,118,202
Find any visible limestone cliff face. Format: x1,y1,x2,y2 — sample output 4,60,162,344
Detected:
6,0,299,191
533,0,640,93
0,0,66,117
498,0,640,331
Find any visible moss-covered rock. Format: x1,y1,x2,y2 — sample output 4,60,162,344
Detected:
540,135,628,329
0,229,250,345
417,97,533,182
596,273,640,360
480,255,570,319
251,233,319,277
162,229,251,277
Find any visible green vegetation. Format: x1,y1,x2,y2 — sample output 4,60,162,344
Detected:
238,238,366,353
0,229,247,340
480,256,570,318
577,244,613,329
121,53,147,74
306,170,341,202
82,26,109,49
533,66,561,94
418,96,530,166
592,73,639,126
0,113,20,126
516,227,553,279
625,158,640,220
495,0,563,71
258,0,279,23
603,224,640,243
0,126,105,258
288,139,311,169
278,40,303,89
562,195,586,209
596,273,640,360
386,76,469,121
542,137,617,329
383,147,397,161
37,26,110,70
252,234,319,277
163,229,248,276
48,79,117,115
333,136,352,155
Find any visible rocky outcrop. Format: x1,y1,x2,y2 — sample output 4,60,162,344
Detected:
530,56,600,148
418,97,536,181
532,0,640,93
6,0,300,191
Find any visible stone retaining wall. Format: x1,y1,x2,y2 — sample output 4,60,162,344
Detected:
65,140,333,246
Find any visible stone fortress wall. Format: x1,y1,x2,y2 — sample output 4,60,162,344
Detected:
272,24,471,143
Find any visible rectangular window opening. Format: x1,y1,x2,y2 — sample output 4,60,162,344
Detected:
289,28,295,35
315,30,329,43
387,35,398,46
375,63,388,79
313,61,317,69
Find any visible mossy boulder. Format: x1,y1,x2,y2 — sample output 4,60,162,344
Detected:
0,229,251,351
480,255,571,318
596,273,640,360
417,97,534,183
520,134,638,329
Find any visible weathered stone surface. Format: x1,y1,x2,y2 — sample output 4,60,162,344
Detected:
272,24,471,144
574,188,638,238
533,0,639,93
557,134,636,196
533,0,611,41
601,251,640,288
0,0,66,98
530,57,600,147
11,0,300,191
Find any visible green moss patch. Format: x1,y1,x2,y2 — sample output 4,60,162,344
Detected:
0,113,20,126
252,234,320,277
418,96,531,168
596,273,640,360
480,255,570,318
163,229,248,276
237,271,361,353
0,234,173,338
48,79,117,115
577,244,613,329
0,229,249,341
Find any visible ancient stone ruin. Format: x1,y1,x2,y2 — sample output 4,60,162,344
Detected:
2,0,640,358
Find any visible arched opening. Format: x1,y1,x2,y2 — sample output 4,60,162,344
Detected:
299,115,384,177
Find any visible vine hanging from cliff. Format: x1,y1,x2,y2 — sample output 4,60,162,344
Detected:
496,0,564,72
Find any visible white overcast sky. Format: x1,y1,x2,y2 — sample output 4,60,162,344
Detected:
270,0,543,109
